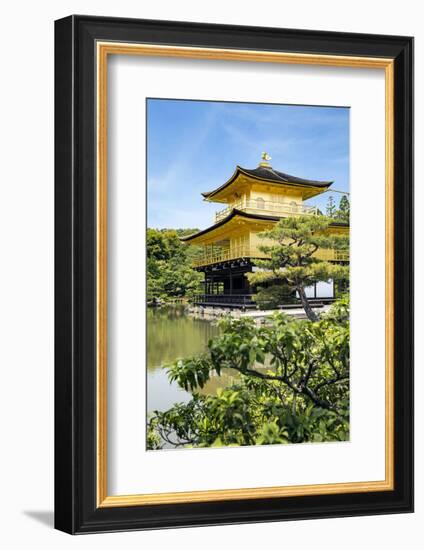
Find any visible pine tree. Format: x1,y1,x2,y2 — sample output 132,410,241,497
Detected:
248,215,349,321
336,195,350,223
326,195,336,218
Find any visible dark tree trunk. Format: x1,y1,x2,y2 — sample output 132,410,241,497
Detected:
297,285,319,322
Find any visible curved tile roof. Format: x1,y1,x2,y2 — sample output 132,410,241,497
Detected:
202,165,333,199
179,209,264,242
180,209,347,243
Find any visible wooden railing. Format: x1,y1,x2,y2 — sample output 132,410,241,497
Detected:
192,245,268,267
215,199,318,223
193,245,349,267
315,249,349,262
192,294,255,306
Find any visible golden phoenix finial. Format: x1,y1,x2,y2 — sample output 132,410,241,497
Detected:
259,152,272,167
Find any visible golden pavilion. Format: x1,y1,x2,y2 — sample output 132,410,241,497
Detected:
181,153,349,308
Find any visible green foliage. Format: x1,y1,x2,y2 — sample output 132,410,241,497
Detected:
146,420,162,450
324,293,349,323
254,284,294,310
147,228,203,302
247,215,349,319
326,195,336,218
335,195,350,223
147,298,350,449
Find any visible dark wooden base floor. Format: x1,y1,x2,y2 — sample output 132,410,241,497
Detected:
191,294,337,309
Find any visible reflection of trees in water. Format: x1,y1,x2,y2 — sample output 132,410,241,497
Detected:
198,360,272,396
146,307,274,417
147,306,219,373
197,369,239,396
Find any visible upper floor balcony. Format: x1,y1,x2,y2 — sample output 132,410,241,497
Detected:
214,198,318,223
192,245,349,268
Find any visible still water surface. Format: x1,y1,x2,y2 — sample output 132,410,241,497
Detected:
147,306,240,414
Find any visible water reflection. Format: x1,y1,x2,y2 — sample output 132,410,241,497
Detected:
147,306,231,413
147,306,218,374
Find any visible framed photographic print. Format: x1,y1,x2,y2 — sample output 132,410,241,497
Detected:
54,15,414,534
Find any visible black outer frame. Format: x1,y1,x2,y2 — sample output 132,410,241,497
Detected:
54,15,414,534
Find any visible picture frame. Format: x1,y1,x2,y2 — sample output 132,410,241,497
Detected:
54,15,414,534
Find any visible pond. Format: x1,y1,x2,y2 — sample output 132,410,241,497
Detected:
147,306,240,414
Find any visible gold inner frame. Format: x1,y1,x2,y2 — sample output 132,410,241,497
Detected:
96,42,395,508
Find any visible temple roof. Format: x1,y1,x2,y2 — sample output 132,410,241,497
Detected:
180,209,348,243
201,165,333,200
180,209,278,242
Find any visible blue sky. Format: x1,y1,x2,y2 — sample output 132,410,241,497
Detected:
147,99,349,229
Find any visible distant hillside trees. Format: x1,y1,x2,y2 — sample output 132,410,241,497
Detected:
335,195,350,223
326,195,337,218
325,194,350,223
147,228,203,303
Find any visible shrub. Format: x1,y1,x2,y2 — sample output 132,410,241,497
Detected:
147,298,350,449
254,284,293,310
